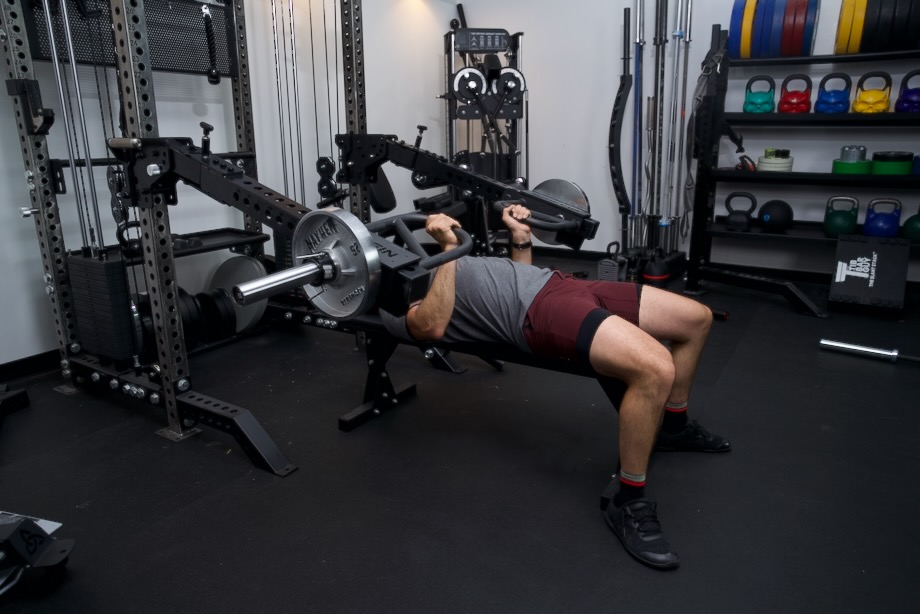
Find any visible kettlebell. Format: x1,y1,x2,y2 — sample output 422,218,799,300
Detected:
895,69,920,113
863,198,902,237
814,73,852,114
823,196,859,238
902,204,920,242
743,76,776,113
853,71,892,113
724,192,756,231
758,199,794,233
598,242,629,281
778,74,812,113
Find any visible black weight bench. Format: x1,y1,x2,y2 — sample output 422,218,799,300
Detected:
335,313,628,433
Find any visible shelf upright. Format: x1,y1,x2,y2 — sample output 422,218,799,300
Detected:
1,1,80,369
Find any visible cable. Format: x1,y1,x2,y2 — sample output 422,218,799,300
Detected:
288,0,306,205
270,0,290,195
321,0,336,160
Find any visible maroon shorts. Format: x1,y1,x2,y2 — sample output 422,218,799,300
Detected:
522,272,641,361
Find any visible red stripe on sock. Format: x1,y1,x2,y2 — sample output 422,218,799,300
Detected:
619,476,646,488
665,405,688,413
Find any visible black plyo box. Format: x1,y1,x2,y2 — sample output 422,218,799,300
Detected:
829,235,910,310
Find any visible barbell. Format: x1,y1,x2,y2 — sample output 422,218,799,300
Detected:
233,207,474,319
233,202,587,320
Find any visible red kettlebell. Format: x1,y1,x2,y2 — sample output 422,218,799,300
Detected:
778,74,813,113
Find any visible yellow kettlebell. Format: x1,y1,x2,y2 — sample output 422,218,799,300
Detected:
853,71,892,113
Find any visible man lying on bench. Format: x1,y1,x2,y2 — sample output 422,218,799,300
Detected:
378,204,730,571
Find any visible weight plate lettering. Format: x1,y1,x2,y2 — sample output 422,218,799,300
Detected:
292,208,380,319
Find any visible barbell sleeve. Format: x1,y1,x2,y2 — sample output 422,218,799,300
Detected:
233,261,323,305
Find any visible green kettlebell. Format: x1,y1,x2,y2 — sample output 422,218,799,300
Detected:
743,75,776,113
824,196,859,238
903,204,920,242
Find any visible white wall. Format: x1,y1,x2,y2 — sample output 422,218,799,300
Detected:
2,0,917,364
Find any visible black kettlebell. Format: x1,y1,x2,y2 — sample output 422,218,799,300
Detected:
725,192,757,231
758,199,794,233
823,196,859,238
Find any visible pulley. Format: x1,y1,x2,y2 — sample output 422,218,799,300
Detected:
490,67,526,103
452,67,488,103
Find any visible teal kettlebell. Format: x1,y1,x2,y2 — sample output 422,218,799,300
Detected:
824,196,859,238
902,204,920,242
743,76,776,113
863,198,902,238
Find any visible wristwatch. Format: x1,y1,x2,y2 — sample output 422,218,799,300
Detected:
511,240,533,251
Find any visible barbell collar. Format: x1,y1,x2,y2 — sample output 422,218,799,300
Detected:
233,261,324,305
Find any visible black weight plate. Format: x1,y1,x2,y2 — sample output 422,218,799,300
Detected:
890,0,912,50
874,0,898,52
860,0,883,52
872,151,914,162
908,0,920,49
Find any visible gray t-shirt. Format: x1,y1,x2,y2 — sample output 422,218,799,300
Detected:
379,257,554,352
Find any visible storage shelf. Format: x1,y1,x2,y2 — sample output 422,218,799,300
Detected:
723,113,920,127
710,170,920,188
710,219,834,243
729,49,920,67
710,218,920,250
686,31,920,310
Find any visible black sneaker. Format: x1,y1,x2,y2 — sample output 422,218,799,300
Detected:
656,418,732,453
604,498,679,570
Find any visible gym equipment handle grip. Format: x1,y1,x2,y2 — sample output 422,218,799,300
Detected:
367,213,473,270
491,201,580,231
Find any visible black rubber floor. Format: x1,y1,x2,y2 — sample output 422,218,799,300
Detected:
2,278,919,613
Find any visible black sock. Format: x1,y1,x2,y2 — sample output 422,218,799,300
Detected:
613,470,646,507
662,401,689,434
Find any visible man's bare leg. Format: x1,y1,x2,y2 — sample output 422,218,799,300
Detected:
636,286,730,452
590,316,680,569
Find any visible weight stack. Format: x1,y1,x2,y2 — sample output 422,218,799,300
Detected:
829,235,911,313
67,249,137,362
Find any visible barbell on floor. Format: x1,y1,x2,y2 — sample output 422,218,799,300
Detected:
819,339,920,365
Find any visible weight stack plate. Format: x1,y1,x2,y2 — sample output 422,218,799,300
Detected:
67,249,136,362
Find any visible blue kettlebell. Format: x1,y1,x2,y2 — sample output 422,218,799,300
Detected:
743,76,776,113
815,73,852,114
895,69,920,113
863,199,902,238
